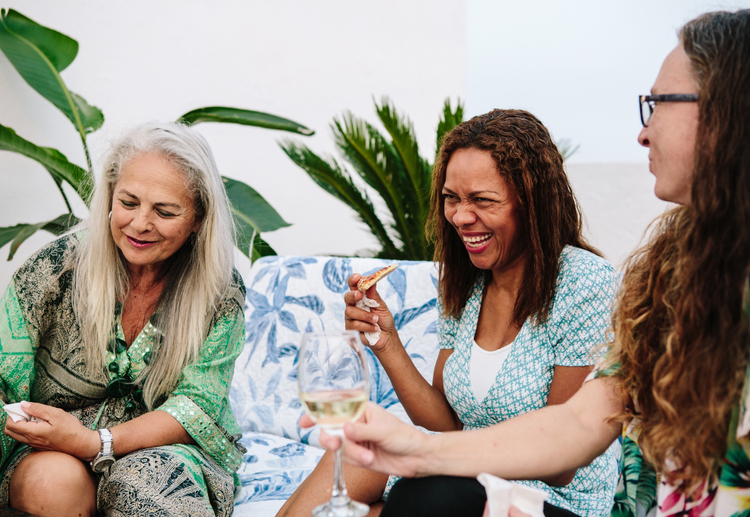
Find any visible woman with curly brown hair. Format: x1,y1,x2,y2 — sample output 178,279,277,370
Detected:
311,9,750,517
278,109,620,517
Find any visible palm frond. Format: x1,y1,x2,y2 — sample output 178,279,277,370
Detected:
375,98,430,202
556,138,580,161
331,115,418,257
280,139,399,256
436,98,464,156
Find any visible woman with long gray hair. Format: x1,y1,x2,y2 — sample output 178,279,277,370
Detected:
0,122,246,516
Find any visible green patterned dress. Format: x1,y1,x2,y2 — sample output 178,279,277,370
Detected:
0,234,247,516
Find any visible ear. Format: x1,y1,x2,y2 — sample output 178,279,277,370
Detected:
191,217,202,235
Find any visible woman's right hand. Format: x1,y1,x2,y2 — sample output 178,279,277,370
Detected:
344,273,397,352
311,402,432,478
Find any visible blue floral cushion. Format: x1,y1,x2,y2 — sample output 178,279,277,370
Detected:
234,431,325,514
230,256,440,448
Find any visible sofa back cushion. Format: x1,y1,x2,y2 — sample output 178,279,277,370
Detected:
230,256,440,447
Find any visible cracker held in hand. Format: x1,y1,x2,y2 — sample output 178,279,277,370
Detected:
355,264,398,345
357,264,398,292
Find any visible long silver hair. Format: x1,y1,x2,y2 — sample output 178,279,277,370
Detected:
73,122,236,409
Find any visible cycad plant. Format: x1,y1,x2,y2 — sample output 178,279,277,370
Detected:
281,98,463,260
0,9,311,262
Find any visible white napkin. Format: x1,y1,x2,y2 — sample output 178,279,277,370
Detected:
3,402,42,423
355,295,381,345
477,473,546,517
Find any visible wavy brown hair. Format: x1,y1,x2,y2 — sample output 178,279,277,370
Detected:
608,10,750,490
426,109,599,323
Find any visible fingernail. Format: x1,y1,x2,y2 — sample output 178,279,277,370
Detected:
20,401,30,409
372,315,378,323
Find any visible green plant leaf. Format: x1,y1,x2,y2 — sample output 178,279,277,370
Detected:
436,98,464,156
178,107,314,136
250,233,277,263
231,219,278,261
0,213,80,260
223,176,290,235
375,98,428,196
556,138,580,162
0,122,92,203
280,139,400,257
332,113,422,258
0,9,104,136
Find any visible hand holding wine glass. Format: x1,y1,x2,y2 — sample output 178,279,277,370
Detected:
298,330,371,517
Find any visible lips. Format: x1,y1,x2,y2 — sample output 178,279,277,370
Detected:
126,235,157,249
461,233,492,253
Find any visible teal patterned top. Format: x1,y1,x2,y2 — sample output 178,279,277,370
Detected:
442,246,620,517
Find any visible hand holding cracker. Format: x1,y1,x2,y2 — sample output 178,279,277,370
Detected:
351,265,398,346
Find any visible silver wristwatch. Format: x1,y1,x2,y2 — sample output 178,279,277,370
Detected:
91,428,115,474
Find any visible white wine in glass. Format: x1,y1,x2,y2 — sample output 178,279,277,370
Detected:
298,331,370,517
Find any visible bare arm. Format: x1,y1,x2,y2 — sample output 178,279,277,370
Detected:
536,365,592,486
324,376,623,480
109,411,193,457
345,274,459,431
4,402,193,462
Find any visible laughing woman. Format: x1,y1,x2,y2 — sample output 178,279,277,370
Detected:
316,9,750,517
0,122,246,516
278,110,619,517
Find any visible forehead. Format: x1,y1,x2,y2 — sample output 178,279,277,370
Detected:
652,44,699,94
116,153,193,202
444,148,511,192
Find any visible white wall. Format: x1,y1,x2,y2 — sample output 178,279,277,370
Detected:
463,0,748,268
467,0,750,163
0,0,467,289
566,163,670,269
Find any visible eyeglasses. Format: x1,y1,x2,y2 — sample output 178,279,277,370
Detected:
639,94,698,127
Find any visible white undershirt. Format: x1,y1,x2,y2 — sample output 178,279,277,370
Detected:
470,340,513,402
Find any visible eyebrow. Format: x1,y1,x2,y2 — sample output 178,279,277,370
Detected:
118,189,183,209
442,187,499,197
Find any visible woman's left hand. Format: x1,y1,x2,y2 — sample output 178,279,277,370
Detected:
3,401,100,461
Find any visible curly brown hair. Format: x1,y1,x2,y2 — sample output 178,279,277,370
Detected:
426,109,599,324
608,10,750,490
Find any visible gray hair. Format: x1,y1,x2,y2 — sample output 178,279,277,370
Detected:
73,122,237,409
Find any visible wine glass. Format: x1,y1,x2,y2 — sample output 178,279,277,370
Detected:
298,330,370,517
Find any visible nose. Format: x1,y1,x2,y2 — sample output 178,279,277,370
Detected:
452,202,477,227
130,208,153,233
638,126,650,148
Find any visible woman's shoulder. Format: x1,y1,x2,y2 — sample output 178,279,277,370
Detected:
12,233,80,286
215,267,246,316
550,246,618,310
558,245,617,283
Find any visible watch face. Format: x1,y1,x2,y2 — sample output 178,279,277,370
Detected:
92,455,115,474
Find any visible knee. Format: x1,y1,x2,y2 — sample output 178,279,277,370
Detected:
10,451,96,516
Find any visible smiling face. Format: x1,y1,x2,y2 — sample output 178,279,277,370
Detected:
638,44,700,205
442,148,526,274
110,153,198,273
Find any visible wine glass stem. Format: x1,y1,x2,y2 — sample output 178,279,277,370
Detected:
331,445,350,504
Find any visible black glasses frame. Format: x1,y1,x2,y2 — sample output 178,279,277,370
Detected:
639,94,699,127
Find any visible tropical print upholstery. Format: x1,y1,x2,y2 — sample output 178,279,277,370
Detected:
231,256,440,514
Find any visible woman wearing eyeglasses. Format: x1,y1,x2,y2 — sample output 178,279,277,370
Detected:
309,9,750,517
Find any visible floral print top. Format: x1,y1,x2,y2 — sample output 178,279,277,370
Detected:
590,365,750,517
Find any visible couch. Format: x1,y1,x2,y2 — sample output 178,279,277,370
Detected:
229,255,441,516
